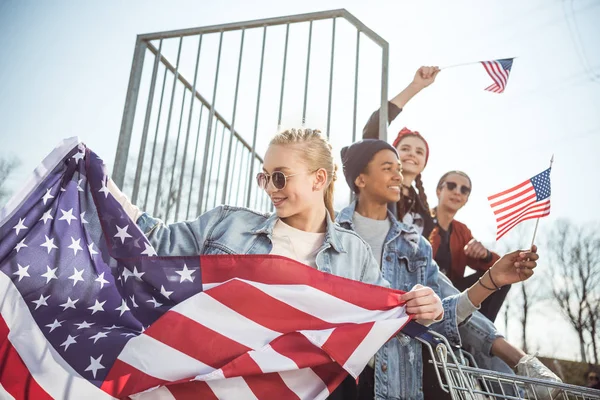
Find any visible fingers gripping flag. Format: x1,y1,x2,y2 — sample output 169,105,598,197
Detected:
0,138,412,399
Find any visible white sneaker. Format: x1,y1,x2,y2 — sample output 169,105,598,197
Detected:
515,355,562,399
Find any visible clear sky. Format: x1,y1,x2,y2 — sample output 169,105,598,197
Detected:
1,0,599,362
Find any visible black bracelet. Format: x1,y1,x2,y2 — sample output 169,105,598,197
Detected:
488,269,502,290
478,277,497,291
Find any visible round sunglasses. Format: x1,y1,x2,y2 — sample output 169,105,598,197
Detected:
256,171,300,191
443,181,471,195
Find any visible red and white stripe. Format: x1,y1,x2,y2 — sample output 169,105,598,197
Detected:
488,179,551,240
102,255,411,400
482,61,509,93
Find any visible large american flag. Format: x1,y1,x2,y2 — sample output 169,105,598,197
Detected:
488,168,551,240
0,138,412,399
481,58,514,93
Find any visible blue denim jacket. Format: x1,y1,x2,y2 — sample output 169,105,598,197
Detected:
136,205,389,287
337,202,461,400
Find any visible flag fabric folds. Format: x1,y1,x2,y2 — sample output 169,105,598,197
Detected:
487,168,551,240
0,138,412,399
481,58,514,93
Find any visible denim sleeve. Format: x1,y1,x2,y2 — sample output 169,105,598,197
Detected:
136,206,225,256
427,257,463,347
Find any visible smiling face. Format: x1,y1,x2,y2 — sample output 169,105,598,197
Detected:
396,135,428,179
436,172,472,213
261,144,325,219
354,149,403,203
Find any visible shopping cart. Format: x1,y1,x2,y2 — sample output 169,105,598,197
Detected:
402,322,600,400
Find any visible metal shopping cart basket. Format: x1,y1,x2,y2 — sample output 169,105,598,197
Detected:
402,322,600,400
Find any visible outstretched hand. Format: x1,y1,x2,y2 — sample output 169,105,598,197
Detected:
489,245,539,287
412,66,440,89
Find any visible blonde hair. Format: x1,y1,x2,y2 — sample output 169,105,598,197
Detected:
269,128,338,220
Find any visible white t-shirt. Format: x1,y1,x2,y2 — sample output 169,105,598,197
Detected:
270,219,326,268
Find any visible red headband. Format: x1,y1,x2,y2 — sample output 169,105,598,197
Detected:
392,127,430,166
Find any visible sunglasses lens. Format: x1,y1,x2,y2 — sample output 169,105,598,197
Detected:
256,173,268,189
445,182,457,191
461,186,471,195
272,171,286,190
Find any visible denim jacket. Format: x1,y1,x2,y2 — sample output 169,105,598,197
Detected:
136,205,389,287
337,202,461,400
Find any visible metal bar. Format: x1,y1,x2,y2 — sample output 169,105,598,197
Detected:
220,30,245,205
229,140,241,204
145,41,262,162
112,36,147,188
143,65,169,211
277,24,290,129
245,26,267,207
202,119,220,212
139,9,388,49
379,41,389,140
352,29,360,142
176,35,203,221
132,39,162,205
326,18,336,138
153,36,183,216
239,149,249,206
212,124,227,209
186,105,204,220
302,21,313,125
197,32,224,215
165,89,187,221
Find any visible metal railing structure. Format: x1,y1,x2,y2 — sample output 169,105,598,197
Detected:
112,9,389,222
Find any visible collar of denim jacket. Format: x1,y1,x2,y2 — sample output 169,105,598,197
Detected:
337,200,415,236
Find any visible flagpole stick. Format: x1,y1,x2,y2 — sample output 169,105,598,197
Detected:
529,154,554,249
441,57,518,70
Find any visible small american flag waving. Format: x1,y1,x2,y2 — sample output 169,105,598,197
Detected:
481,58,514,93
0,138,412,399
488,168,551,240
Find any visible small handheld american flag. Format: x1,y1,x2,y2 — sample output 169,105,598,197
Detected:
488,167,552,241
481,58,514,93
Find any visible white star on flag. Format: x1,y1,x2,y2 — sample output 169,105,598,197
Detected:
72,151,85,163
104,325,122,330
58,208,77,225
45,319,63,333
115,300,130,316
68,237,83,255
14,238,27,253
121,267,134,283
89,331,108,344
32,294,51,310
160,285,173,300
59,297,79,311
88,299,106,315
77,179,84,192
40,209,53,224
41,188,54,205
60,335,78,351
88,242,99,256
131,266,145,281
74,321,94,330
114,225,132,244
13,264,30,282
129,295,139,308
175,264,196,283
146,297,163,308
141,243,157,256
41,266,58,284
80,211,89,224
12,218,27,235
95,272,109,289
98,179,110,198
68,267,85,286
85,355,105,378
40,235,58,254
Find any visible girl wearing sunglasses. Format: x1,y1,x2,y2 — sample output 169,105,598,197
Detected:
335,139,545,400
109,128,388,288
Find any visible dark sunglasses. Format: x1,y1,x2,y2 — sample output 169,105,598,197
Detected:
443,181,471,195
256,171,300,190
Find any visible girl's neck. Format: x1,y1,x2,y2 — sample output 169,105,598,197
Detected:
401,174,416,195
355,195,388,220
434,205,457,231
281,206,328,233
